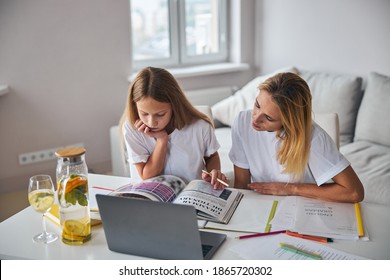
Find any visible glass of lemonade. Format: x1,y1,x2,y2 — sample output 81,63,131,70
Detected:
27,174,58,244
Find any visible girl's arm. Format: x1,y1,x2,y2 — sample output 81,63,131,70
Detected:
203,152,228,189
135,135,169,180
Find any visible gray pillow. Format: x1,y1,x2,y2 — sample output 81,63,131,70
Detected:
299,70,363,145
354,72,390,146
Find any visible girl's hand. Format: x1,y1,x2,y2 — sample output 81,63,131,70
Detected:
135,119,168,140
202,169,229,190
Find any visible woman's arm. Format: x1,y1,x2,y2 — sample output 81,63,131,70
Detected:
233,165,251,189
248,166,364,203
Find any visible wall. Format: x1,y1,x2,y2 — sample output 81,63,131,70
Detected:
0,0,132,196
255,0,390,78
0,0,257,221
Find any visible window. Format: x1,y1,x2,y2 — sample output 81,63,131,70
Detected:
130,0,228,70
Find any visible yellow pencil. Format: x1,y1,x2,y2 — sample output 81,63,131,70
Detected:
355,203,364,237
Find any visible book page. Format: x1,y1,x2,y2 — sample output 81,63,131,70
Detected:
205,197,274,233
270,196,296,230
109,175,186,202
174,180,242,223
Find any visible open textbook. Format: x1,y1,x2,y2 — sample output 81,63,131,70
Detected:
109,175,243,224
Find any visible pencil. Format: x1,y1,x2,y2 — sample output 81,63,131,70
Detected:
201,170,229,187
355,203,364,237
92,186,115,191
285,231,333,243
279,243,322,260
235,230,286,239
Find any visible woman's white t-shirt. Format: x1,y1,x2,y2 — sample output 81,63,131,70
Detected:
229,110,350,185
123,119,220,183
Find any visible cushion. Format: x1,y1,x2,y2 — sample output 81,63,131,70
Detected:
211,66,298,127
341,141,390,205
354,72,390,146
299,70,363,146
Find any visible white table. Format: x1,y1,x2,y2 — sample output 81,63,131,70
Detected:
0,173,389,260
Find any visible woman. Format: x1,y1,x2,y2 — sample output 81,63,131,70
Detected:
229,72,364,202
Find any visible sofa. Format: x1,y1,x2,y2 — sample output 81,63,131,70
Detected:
211,67,390,205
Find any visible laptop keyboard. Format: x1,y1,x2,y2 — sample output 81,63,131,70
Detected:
202,244,213,257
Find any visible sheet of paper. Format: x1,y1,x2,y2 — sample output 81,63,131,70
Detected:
229,233,368,260
205,197,274,233
270,196,296,230
294,197,359,240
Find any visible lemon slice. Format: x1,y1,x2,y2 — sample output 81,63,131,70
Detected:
29,191,54,213
63,220,85,235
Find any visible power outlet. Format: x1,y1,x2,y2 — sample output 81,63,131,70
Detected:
18,143,84,165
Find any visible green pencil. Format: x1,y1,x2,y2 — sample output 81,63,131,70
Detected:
279,243,322,260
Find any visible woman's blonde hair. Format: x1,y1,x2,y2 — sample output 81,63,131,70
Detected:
120,66,213,131
259,72,312,179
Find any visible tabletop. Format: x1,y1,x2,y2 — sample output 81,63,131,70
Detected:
0,173,389,260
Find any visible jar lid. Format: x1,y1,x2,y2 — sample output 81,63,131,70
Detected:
55,147,86,158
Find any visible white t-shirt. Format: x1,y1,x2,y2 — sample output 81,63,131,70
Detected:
123,118,220,183
229,110,350,185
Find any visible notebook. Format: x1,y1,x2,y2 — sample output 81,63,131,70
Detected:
96,194,227,260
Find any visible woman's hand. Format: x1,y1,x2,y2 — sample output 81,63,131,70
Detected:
202,169,229,190
248,182,290,195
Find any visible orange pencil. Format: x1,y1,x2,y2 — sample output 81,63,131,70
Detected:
285,231,333,243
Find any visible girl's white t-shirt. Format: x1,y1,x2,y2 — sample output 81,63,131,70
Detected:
229,110,350,185
123,119,220,183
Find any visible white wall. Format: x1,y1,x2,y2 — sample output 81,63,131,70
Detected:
0,0,256,198
0,0,132,193
256,0,390,78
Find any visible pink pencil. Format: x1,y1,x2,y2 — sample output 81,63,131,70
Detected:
92,186,115,191
235,230,287,240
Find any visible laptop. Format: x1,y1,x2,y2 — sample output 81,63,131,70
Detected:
96,194,227,260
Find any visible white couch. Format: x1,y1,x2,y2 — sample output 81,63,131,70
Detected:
211,67,390,205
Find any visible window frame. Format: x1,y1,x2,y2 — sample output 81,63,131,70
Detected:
131,0,228,71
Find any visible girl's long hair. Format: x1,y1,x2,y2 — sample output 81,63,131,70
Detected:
259,72,312,179
120,66,212,131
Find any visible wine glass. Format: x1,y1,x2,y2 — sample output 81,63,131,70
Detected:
27,174,58,244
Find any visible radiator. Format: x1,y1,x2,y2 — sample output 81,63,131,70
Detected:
185,86,237,107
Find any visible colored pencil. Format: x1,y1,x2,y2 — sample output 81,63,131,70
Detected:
279,243,322,260
264,200,278,232
92,186,115,191
285,231,333,243
201,170,229,187
235,230,286,239
355,203,364,237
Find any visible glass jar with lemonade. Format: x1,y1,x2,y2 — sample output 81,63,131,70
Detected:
55,147,91,245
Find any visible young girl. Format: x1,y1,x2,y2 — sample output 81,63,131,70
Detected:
120,66,227,189
229,72,364,203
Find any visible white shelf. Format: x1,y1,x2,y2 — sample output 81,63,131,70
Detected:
0,85,10,96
